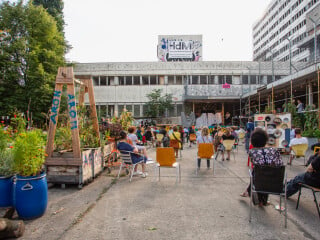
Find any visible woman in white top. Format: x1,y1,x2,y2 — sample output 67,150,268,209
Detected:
127,126,149,159
196,126,213,169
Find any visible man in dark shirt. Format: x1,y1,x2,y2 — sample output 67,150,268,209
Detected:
286,153,320,198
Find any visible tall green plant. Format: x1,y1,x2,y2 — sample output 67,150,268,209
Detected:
120,109,134,131
283,102,302,128
12,129,46,176
145,89,173,118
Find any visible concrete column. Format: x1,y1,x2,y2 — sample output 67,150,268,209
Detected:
214,76,219,85
114,76,119,85
140,76,142,85
140,104,143,117
114,104,119,117
98,76,101,86
308,83,313,105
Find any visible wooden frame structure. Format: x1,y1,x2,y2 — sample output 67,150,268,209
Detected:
45,67,102,188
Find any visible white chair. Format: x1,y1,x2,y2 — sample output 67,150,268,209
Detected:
117,150,145,182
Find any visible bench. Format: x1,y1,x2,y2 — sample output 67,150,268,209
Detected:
296,183,320,218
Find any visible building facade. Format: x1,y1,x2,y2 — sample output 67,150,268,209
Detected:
74,61,296,122
253,0,320,63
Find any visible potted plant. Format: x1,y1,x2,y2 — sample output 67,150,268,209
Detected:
0,126,15,208
302,105,319,147
12,129,48,219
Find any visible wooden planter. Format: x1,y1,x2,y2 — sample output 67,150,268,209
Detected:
45,147,104,188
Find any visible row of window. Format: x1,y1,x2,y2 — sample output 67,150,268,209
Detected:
253,0,318,51
92,75,285,86
96,103,183,118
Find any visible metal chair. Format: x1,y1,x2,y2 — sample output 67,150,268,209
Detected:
222,139,236,161
155,147,181,183
117,150,145,182
196,143,215,175
296,183,320,219
249,165,287,228
289,144,308,165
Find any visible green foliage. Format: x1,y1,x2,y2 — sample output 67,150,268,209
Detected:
304,104,318,132
0,1,66,124
282,102,302,128
12,129,46,176
0,149,15,176
9,112,26,133
145,89,173,118
263,106,272,114
54,125,72,151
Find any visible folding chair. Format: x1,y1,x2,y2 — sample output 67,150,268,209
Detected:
289,144,308,165
117,150,145,182
222,139,236,161
155,147,181,183
196,143,215,175
296,183,320,219
249,165,287,228
238,132,245,145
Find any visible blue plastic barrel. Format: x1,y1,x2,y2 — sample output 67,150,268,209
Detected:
0,175,13,207
13,173,48,219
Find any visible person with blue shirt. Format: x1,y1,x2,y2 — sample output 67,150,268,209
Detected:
117,131,148,178
245,117,254,153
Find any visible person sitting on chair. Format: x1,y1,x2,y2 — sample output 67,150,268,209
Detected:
196,126,213,169
241,129,283,206
221,128,235,161
127,126,149,159
286,150,320,198
288,128,308,165
169,126,182,158
117,131,148,178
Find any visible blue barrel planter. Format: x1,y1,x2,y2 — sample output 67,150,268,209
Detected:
0,175,13,207
13,173,48,220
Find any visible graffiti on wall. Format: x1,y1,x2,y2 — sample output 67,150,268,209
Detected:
158,35,202,62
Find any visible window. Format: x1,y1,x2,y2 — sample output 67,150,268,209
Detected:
125,104,132,112
125,76,132,85
119,76,125,85
208,75,215,84
100,76,107,86
142,76,149,85
267,75,273,84
99,105,106,118
134,105,140,117
133,76,140,85
218,75,224,84
107,105,114,117
192,75,198,85
150,75,157,85
242,75,248,84
226,75,232,84
250,75,257,84
93,76,99,86
143,105,149,116
177,104,183,116
176,75,183,85
118,105,124,114
168,75,174,85
200,75,207,84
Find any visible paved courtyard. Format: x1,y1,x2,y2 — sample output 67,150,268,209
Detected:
15,142,320,240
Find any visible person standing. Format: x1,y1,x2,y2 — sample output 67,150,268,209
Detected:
224,112,232,126
221,128,235,161
245,117,254,153
169,126,182,158
296,99,304,113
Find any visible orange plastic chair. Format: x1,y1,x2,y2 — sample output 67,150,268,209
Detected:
155,147,181,183
196,143,215,175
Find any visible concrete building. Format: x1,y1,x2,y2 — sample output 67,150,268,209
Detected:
253,0,320,63
74,61,300,124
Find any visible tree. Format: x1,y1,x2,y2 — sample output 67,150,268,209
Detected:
0,1,65,124
145,89,174,118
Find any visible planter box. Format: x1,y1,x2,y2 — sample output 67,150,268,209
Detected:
45,147,104,188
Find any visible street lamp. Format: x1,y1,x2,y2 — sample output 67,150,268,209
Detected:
309,16,320,63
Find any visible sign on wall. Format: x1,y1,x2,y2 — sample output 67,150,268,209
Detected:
157,35,202,62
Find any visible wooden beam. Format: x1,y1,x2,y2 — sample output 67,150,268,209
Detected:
56,67,74,84
46,84,63,157
318,67,320,129
67,83,81,158
85,78,100,139
45,158,82,166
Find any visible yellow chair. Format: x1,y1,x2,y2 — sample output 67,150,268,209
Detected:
222,139,236,161
196,143,215,175
238,132,245,140
155,147,181,183
290,144,308,165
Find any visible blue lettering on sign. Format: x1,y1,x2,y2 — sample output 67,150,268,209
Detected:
69,110,76,118
68,94,75,100
49,91,62,125
68,101,76,108
70,121,77,130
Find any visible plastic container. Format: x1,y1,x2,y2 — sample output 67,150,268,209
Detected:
0,175,13,207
